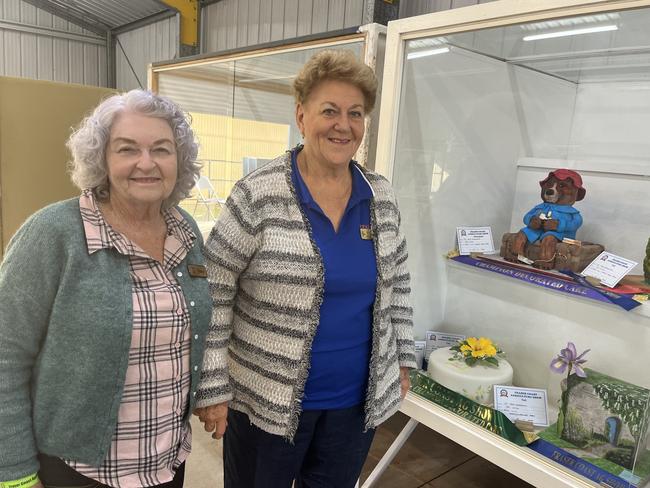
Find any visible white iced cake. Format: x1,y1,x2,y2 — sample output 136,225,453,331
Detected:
427,347,513,405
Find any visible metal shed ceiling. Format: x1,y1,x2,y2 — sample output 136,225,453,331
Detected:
22,0,175,35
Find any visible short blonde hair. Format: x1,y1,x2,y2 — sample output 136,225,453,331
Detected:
292,50,378,112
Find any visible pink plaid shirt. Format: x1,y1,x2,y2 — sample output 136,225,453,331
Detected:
65,190,194,487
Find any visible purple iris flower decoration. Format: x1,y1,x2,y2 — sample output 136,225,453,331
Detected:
549,342,590,378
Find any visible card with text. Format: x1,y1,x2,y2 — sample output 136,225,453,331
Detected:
494,385,549,427
423,331,466,371
456,226,495,255
581,251,638,288
424,331,466,356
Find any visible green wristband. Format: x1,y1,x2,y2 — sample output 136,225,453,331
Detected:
0,473,40,488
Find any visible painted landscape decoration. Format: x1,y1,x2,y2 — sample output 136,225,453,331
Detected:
540,369,650,484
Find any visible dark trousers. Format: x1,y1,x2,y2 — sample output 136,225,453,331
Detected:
37,453,185,488
224,405,375,488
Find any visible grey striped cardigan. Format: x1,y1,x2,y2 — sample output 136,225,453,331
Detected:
196,150,416,440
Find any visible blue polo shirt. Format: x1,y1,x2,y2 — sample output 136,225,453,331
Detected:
291,148,377,410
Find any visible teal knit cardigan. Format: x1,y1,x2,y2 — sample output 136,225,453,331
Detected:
0,198,212,481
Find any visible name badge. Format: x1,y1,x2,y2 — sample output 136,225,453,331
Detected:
359,225,373,240
187,264,208,278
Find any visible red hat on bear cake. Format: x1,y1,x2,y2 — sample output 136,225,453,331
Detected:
539,169,586,201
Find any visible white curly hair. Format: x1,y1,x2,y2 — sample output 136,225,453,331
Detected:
67,89,200,209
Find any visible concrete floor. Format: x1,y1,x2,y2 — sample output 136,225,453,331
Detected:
185,412,533,488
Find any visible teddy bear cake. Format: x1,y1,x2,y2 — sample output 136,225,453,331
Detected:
427,337,513,405
501,169,603,272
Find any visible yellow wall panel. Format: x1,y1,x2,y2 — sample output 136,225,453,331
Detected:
0,76,113,257
186,111,289,222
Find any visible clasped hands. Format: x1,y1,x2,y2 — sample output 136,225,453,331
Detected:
193,402,229,440
193,368,410,440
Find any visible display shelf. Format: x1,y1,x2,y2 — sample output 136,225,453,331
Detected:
448,257,650,319
399,392,596,488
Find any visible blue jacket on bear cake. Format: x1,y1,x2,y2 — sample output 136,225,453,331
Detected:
521,202,583,243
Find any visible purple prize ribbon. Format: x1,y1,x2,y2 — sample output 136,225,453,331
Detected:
451,256,624,308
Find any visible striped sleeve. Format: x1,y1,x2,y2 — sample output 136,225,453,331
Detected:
391,206,417,369
196,182,260,407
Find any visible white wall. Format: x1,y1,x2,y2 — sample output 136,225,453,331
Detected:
510,80,650,266
444,261,650,411
391,47,530,335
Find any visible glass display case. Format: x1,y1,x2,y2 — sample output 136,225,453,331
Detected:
149,25,385,226
373,0,650,486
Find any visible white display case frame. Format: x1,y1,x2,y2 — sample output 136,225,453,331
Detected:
370,0,650,486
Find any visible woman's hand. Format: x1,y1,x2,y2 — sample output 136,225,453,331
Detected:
193,402,228,439
33,482,44,488
399,367,411,400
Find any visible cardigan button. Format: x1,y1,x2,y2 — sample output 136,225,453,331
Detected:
190,301,195,307
177,271,183,277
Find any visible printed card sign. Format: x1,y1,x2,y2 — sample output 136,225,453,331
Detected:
456,226,495,255
423,331,466,370
494,385,549,427
425,331,466,357
582,251,638,288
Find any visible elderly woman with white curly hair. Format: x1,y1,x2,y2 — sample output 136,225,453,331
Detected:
0,89,211,488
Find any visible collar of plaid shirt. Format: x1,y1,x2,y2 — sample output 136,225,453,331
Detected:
79,189,196,268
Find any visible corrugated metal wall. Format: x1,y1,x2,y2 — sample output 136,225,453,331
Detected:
0,0,107,85
1,0,500,90
400,0,497,18
201,0,369,53
115,15,179,91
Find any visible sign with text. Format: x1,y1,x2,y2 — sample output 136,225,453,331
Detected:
494,385,549,427
456,226,495,255
423,331,466,370
582,251,638,288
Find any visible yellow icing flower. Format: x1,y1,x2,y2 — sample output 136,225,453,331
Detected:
450,336,504,367
462,337,497,358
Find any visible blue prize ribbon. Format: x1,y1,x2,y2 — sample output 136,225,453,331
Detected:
452,256,613,305
560,270,641,311
529,439,638,488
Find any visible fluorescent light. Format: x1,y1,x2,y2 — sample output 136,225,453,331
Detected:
523,24,617,41
407,47,450,59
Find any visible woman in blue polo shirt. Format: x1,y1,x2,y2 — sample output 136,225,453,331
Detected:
194,49,416,488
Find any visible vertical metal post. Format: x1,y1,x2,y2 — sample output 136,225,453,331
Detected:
106,30,116,88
